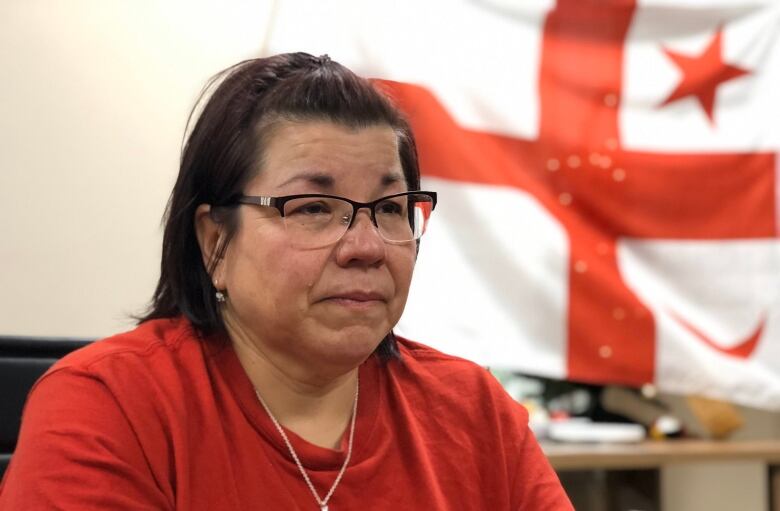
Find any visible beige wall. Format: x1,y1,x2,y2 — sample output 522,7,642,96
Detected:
0,1,273,338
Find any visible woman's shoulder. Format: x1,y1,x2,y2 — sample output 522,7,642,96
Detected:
4,317,205,509
395,335,481,368
47,316,201,379
25,316,214,437
393,335,517,406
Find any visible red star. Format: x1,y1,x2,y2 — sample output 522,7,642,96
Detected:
659,27,751,125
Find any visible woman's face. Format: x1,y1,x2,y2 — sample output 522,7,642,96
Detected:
218,120,416,375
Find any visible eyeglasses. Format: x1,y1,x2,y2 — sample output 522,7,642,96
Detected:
234,191,437,249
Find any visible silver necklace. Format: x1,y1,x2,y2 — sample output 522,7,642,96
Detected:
254,377,359,511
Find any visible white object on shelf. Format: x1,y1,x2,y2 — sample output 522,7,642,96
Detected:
547,418,646,443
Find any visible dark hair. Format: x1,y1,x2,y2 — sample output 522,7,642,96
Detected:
139,52,420,359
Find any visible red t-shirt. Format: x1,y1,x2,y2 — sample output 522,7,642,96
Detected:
0,317,572,510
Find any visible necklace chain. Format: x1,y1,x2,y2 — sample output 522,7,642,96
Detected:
254,377,359,510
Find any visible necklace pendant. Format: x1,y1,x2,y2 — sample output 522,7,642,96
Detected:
321,506,328,511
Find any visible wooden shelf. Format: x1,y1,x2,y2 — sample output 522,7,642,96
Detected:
542,439,780,470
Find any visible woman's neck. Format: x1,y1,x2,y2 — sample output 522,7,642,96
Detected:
227,320,359,450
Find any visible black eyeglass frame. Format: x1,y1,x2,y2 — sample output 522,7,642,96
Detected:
233,190,437,241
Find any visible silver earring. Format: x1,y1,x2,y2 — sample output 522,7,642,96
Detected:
214,279,226,304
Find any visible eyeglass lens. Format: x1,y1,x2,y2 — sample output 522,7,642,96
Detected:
281,193,434,248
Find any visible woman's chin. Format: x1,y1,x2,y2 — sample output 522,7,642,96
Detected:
314,327,387,365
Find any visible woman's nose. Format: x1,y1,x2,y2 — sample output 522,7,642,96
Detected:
335,210,386,266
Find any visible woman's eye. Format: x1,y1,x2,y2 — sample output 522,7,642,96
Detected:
290,201,332,216
377,200,404,216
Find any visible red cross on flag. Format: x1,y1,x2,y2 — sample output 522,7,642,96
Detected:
263,0,780,410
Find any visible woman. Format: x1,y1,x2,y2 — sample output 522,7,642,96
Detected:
0,53,572,510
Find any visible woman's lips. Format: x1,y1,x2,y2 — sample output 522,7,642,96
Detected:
321,291,386,309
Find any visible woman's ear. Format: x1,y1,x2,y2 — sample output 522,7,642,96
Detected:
194,204,225,277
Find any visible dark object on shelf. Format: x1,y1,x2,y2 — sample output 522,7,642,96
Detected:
601,386,684,439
